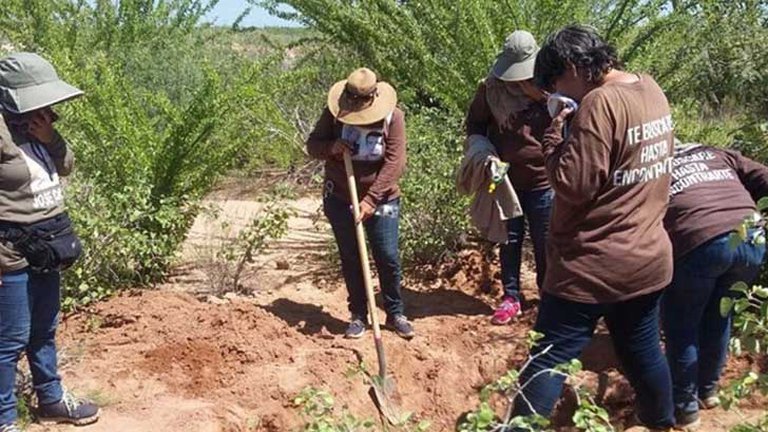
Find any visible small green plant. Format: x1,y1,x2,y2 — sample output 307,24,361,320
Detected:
214,203,292,294
721,205,768,431
719,279,768,431
293,386,430,432
731,416,768,432
459,331,615,432
294,387,375,432
15,362,34,428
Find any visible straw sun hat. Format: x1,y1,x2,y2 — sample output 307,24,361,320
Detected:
327,67,397,125
0,52,83,114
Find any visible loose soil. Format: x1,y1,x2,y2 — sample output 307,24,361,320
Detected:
27,191,766,431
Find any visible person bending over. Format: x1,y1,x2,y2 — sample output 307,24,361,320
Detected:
306,68,413,340
663,141,768,428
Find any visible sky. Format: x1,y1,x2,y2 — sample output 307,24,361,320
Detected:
203,0,301,27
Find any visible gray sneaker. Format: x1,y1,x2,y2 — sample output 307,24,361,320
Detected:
674,409,701,431
36,391,100,426
386,314,415,339
699,389,720,409
0,424,21,432
699,390,720,410
344,316,366,339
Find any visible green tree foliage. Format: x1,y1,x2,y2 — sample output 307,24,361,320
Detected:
0,0,284,308
262,0,768,137
260,0,768,264
260,0,677,113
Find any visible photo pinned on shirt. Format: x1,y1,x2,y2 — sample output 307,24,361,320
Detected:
362,132,384,160
342,125,386,162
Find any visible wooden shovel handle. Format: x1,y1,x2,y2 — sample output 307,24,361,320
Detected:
343,151,387,377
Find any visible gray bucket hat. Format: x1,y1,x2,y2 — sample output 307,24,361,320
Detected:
0,52,83,114
490,30,539,82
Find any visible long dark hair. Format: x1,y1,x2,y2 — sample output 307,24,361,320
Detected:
534,25,622,90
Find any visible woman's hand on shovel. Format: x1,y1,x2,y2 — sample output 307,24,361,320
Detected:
330,138,354,159
357,200,376,223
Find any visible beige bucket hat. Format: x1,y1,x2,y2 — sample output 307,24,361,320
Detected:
490,30,539,82
327,68,397,125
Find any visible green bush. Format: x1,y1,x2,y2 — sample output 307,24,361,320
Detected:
262,0,768,266
400,109,470,265
233,45,355,172
260,0,675,114
720,207,768,431
293,387,376,432
0,0,286,308
460,331,614,432
214,203,292,293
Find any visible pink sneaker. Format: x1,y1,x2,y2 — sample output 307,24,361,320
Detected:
492,297,521,325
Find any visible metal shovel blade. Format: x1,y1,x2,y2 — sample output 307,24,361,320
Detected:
370,373,405,425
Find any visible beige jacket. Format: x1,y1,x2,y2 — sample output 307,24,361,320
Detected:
457,134,523,243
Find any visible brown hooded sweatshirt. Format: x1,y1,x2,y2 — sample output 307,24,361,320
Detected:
542,74,675,304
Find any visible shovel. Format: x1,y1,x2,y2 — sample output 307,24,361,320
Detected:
343,150,405,425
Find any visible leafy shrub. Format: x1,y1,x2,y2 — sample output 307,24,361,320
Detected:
719,279,768,431
260,0,677,114
233,45,355,172
721,203,768,430
0,1,288,308
294,387,375,432
293,386,431,432
399,108,470,265
212,203,292,294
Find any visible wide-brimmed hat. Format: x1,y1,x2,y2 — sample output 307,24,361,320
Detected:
0,52,83,114
327,68,397,125
490,30,539,82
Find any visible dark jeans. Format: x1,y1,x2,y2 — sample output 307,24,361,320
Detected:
662,231,765,416
500,187,552,300
512,291,674,429
324,194,404,319
0,269,63,424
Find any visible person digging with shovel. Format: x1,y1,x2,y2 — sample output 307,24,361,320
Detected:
306,67,414,340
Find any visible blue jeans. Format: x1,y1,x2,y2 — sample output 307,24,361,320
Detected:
662,231,765,417
512,291,674,429
500,187,552,300
324,194,404,319
0,269,63,424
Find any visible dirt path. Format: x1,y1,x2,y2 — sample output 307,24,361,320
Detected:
27,193,766,431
